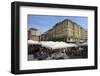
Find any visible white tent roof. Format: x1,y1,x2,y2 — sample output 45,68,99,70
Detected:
68,43,78,47
28,40,40,45
28,40,78,49
40,41,78,49
79,42,87,46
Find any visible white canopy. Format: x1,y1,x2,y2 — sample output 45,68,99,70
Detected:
68,43,78,47
40,41,78,49
40,41,57,49
28,40,40,45
79,42,87,46
28,40,78,49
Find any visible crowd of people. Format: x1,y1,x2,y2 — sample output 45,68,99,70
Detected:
28,43,88,61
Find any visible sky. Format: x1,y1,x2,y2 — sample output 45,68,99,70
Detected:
28,15,88,35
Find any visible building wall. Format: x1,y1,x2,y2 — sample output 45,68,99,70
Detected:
85,30,88,41
31,35,39,41
28,28,39,41
80,27,87,42
41,19,87,42
73,23,80,41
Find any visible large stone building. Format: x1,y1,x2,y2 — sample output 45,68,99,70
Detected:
80,27,87,42
28,28,39,41
41,19,87,42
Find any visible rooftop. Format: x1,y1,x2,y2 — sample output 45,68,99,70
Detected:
28,27,38,31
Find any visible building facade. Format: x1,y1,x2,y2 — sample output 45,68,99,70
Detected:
80,27,87,42
41,19,87,42
28,28,39,41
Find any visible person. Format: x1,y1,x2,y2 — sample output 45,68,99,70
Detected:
34,47,48,60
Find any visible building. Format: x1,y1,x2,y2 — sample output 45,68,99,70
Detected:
85,30,88,42
80,27,87,42
41,19,87,42
28,27,39,41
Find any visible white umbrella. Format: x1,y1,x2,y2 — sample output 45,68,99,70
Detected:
28,40,40,45
68,43,78,47
40,41,78,50
79,42,87,46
